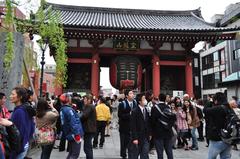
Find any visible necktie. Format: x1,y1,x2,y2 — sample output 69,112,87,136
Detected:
130,102,133,109
143,108,146,120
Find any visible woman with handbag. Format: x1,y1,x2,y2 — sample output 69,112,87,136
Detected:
36,98,59,159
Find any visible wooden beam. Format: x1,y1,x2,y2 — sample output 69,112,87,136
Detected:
159,60,186,66
68,58,92,63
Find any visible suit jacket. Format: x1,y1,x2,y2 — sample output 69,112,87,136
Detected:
118,99,137,133
130,106,151,141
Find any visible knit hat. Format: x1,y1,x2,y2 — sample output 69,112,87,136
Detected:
59,93,70,104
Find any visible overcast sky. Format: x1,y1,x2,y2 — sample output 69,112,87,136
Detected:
21,0,239,89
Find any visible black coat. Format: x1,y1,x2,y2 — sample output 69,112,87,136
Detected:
130,106,151,141
203,105,228,141
151,102,173,139
118,100,137,133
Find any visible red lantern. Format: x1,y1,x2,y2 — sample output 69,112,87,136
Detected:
110,56,142,90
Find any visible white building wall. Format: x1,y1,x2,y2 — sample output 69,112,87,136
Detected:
227,85,240,101
202,88,227,96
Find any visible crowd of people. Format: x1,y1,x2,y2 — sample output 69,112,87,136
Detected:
0,86,239,159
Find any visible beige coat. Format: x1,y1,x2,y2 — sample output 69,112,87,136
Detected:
36,108,59,128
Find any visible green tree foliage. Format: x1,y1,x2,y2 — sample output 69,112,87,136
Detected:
3,0,14,71
3,0,68,86
36,0,68,87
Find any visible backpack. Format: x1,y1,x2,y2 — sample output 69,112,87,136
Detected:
5,124,22,153
0,109,22,155
122,100,137,109
23,102,36,118
0,124,22,157
220,105,240,145
155,104,176,130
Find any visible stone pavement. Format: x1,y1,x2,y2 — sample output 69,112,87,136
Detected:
29,130,240,159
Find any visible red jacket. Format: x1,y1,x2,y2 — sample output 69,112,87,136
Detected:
0,105,11,119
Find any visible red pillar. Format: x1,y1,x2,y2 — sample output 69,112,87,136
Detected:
152,54,160,98
91,53,100,97
185,58,194,98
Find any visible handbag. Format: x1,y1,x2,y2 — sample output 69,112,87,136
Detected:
36,125,55,145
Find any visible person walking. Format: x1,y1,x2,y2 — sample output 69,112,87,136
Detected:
111,95,119,129
118,89,137,159
203,92,232,159
93,96,111,149
60,93,84,159
151,93,176,159
10,87,35,159
81,94,96,159
36,98,59,159
130,93,151,159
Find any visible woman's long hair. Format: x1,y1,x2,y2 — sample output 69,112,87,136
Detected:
183,100,194,113
36,98,50,118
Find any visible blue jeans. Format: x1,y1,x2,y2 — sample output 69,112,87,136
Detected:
41,143,54,159
16,143,29,159
155,138,173,159
0,143,5,159
84,133,94,159
130,138,149,159
208,140,232,159
191,128,198,148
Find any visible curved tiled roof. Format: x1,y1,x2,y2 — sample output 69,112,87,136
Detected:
47,3,239,32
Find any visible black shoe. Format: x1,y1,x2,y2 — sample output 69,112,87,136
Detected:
99,145,103,149
24,157,32,159
198,138,204,142
105,134,110,137
93,145,98,149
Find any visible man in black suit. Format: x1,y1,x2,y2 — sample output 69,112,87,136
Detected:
130,93,151,159
118,89,137,159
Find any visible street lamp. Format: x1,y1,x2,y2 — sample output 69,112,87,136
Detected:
39,39,48,97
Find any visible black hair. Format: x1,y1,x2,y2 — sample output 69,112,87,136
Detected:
136,93,145,105
51,95,55,100
27,89,34,100
98,96,106,104
113,95,117,99
36,98,50,118
72,92,78,97
0,92,5,100
158,93,166,102
197,99,203,106
232,96,238,101
183,100,193,112
124,89,132,97
213,92,228,105
174,96,182,107
13,86,28,104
